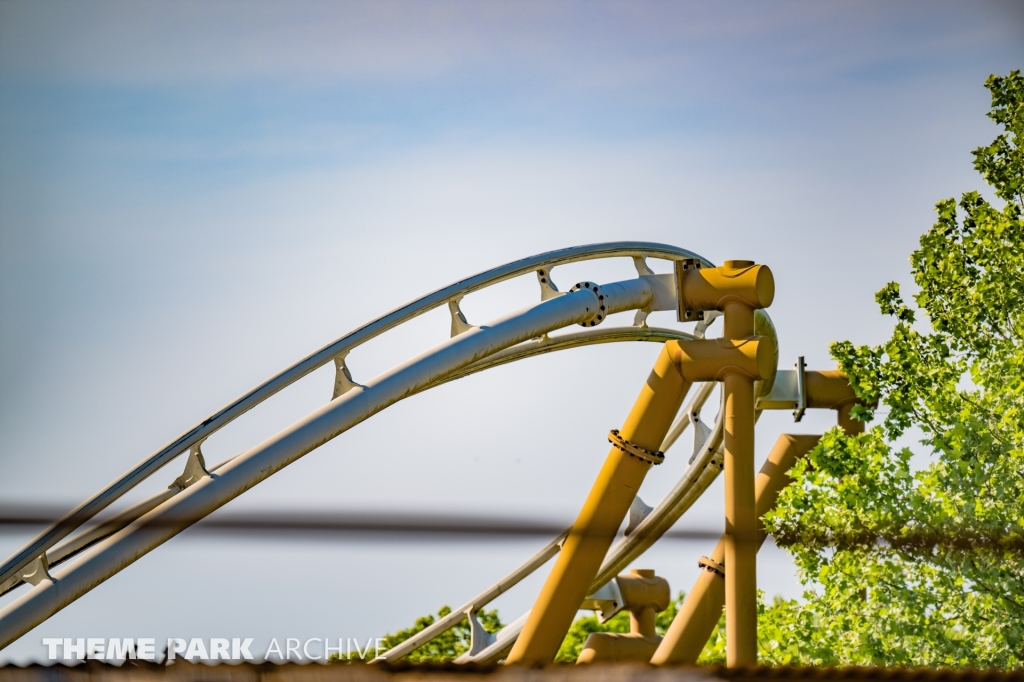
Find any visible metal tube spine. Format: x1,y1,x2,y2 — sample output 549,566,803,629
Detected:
0,278,655,650
505,344,691,665
0,242,709,591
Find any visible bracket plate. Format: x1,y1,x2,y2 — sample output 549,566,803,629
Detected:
465,607,497,656
170,441,211,490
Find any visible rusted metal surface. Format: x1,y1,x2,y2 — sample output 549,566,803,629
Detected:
709,666,1024,682
0,661,704,682
0,662,1020,682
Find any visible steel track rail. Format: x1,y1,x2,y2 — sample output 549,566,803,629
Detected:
0,327,699,598
0,275,677,647
0,242,710,590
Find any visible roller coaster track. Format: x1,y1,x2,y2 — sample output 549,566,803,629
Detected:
0,241,775,656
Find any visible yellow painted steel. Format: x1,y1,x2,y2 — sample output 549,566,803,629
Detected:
576,633,661,664
722,308,758,666
676,260,775,322
507,259,775,666
806,369,865,435
649,433,821,665
505,344,691,665
650,369,864,665
577,569,671,664
619,569,670,637
680,259,775,668
669,335,773,383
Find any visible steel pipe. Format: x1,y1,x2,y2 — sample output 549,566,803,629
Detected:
650,433,821,665
0,277,655,648
372,530,569,663
506,343,691,665
0,242,710,590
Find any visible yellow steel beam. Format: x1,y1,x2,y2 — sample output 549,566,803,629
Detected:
683,259,774,667
649,433,820,665
507,259,775,666
650,369,864,665
806,369,865,435
505,343,690,665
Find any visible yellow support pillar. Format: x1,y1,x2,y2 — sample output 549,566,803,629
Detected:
649,433,820,665
505,344,690,665
506,259,775,666
681,259,774,667
650,370,864,665
722,303,758,666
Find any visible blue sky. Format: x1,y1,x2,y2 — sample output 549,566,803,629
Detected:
0,0,1022,664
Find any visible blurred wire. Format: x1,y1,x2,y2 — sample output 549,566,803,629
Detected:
0,505,1020,551
0,504,721,542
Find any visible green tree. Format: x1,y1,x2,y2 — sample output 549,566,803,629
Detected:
759,70,1024,668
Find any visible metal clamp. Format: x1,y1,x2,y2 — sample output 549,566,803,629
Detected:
698,555,725,578
332,352,364,399
465,607,497,656
687,409,713,465
0,554,52,594
624,495,653,536
583,578,626,623
608,429,665,465
448,297,476,337
793,355,807,422
693,310,721,339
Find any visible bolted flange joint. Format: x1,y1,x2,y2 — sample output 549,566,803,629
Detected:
608,429,665,465
698,555,725,578
570,281,607,327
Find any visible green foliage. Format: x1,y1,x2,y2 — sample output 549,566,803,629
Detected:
760,71,1024,668
329,605,503,663
554,609,632,663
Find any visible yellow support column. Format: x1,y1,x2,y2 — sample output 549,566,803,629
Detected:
650,370,864,665
722,299,757,666
505,344,690,665
649,433,820,665
507,259,775,666
681,259,774,667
